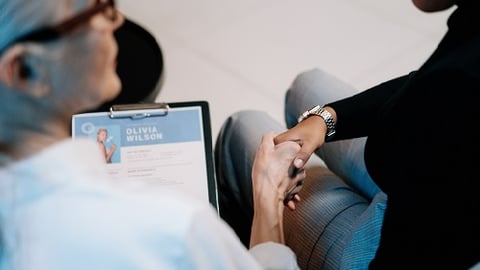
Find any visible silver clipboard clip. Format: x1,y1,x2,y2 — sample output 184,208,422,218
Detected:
109,103,170,119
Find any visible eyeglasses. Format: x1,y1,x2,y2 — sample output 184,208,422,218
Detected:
0,0,117,55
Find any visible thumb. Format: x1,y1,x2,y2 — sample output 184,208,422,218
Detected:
293,143,318,168
260,131,276,148
274,130,297,145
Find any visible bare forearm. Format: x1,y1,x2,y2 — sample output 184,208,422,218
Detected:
249,191,285,248
249,132,302,249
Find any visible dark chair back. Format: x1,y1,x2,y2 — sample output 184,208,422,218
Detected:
94,18,164,112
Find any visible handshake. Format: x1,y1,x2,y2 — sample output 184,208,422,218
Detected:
252,132,306,212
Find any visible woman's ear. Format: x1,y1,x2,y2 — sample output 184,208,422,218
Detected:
0,45,50,98
0,45,31,89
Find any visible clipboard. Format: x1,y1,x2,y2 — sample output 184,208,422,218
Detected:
71,101,218,212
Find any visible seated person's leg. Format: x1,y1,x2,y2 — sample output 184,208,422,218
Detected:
284,68,358,126
316,137,381,199
283,68,386,269
283,162,370,270
285,68,381,199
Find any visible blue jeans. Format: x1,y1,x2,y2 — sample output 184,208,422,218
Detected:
215,68,387,270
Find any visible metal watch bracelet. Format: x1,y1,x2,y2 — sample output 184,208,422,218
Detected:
298,105,336,140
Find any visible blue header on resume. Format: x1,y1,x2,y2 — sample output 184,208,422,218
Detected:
72,108,204,147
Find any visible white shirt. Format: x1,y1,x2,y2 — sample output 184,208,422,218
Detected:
0,139,298,270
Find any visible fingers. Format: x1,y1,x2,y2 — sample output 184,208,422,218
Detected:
294,143,318,168
286,194,301,211
256,132,271,156
254,131,307,210
256,131,300,168
252,131,300,188
283,170,305,207
273,129,298,145
274,123,324,170
286,200,296,211
259,131,276,150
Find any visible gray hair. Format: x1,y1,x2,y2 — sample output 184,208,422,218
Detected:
0,1,73,52
0,0,73,145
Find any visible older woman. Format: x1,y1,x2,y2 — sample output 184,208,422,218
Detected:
0,1,303,269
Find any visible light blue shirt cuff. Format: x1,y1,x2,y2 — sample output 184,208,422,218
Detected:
249,242,300,270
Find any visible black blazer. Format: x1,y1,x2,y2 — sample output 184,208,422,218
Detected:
327,1,480,268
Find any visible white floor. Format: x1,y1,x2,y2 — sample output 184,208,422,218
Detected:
117,0,454,139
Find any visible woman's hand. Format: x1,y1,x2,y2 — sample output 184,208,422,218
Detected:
274,114,329,170
250,131,305,247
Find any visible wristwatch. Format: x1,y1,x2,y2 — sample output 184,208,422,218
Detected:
298,105,336,141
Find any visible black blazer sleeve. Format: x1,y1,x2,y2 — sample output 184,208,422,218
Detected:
326,71,416,140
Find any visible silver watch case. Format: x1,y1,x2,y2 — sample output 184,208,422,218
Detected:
298,105,336,140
